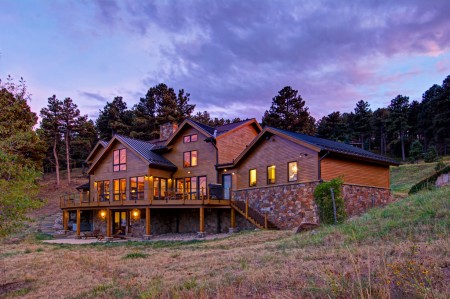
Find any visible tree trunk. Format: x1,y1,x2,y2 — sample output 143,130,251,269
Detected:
400,130,406,161
53,138,60,186
65,131,71,184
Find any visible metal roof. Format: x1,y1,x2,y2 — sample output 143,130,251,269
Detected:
269,127,399,165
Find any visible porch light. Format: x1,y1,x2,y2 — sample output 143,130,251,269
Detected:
224,169,227,172
99,210,106,220
131,209,140,220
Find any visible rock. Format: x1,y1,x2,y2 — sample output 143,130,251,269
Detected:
295,222,319,233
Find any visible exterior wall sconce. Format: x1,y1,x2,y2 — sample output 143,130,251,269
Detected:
99,210,106,220
299,153,308,158
131,209,140,220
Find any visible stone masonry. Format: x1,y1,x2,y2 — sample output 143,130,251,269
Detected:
233,181,393,229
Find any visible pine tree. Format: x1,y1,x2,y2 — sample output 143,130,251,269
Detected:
60,97,81,184
387,95,410,161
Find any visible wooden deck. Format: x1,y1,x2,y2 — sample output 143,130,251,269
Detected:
60,194,231,209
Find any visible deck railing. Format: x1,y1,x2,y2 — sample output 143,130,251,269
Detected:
60,187,231,209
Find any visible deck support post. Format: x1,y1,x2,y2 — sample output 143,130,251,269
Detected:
76,209,81,238
105,208,113,241
264,213,268,229
197,207,205,238
63,210,69,232
143,207,152,240
245,199,249,219
229,208,237,233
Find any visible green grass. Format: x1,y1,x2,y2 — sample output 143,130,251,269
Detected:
283,186,450,249
390,162,441,195
122,252,149,259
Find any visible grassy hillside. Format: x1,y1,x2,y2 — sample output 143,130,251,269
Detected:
2,184,449,297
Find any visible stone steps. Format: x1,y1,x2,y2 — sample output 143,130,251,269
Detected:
39,212,63,235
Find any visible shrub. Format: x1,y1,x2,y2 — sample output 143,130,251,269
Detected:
424,146,438,163
408,140,423,163
314,178,347,224
434,160,446,172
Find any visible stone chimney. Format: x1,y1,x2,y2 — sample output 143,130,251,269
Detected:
160,122,178,141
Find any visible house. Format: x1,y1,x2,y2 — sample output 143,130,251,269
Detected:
60,119,398,239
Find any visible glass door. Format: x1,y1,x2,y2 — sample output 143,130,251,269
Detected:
113,211,127,235
223,174,232,200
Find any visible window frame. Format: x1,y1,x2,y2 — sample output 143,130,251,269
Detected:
267,165,276,185
113,178,127,201
153,177,168,200
130,176,145,201
113,149,127,172
249,169,257,187
183,150,198,167
183,134,198,143
288,161,298,182
96,180,110,202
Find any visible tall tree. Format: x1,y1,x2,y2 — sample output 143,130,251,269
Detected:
316,111,349,142
40,95,63,186
372,108,390,155
388,95,410,161
96,96,133,140
60,97,81,184
352,100,373,150
71,116,98,171
262,86,316,135
434,75,450,154
0,76,44,236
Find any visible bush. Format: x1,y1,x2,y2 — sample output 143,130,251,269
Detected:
408,140,423,163
424,145,438,163
434,160,446,172
314,178,347,224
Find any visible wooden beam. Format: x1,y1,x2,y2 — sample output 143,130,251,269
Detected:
106,208,111,237
230,208,236,228
76,209,81,237
199,207,205,233
245,199,249,219
145,207,151,235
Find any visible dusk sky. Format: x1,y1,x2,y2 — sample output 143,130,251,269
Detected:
1,0,450,122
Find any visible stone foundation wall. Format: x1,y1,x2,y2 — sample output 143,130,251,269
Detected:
233,182,319,230
232,182,393,229
342,184,393,217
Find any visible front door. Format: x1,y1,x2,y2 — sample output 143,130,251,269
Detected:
113,211,127,235
223,174,232,200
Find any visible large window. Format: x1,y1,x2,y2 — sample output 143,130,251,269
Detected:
183,134,198,143
249,169,257,187
113,178,127,201
267,165,276,184
130,176,144,201
113,149,127,172
153,177,168,199
199,176,207,198
183,150,198,167
288,161,298,182
174,176,207,199
96,180,110,201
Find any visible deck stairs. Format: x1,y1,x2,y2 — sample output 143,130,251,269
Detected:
231,200,279,230
39,212,62,235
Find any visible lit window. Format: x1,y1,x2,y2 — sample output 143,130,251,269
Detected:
96,180,110,201
113,149,127,172
249,169,257,187
183,150,198,167
267,165,276,184
113,178,127,201
288,161,298,182
130,176,144,200
183,134,198,143
153,177,168,199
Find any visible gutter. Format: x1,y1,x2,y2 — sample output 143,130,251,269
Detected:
318,151,330,181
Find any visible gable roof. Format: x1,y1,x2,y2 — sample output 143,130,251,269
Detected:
88,134,176,173
231,127,399,167
85,140,109,163
165,118,262,146
270,127,399,165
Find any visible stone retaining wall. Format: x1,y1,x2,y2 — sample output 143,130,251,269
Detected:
232,181,393,229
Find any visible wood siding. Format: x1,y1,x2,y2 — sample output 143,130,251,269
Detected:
163,126,218,185
321,156,390,188
235,135,318,190
217,124,259,164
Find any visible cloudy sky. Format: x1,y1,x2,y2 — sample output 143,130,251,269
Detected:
1,0,449,122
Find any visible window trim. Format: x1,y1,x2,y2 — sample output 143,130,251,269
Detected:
113,148,127,172
267,165,276,185
153,177,168,200
113,178,127,201
96,180,110,202
249,169,257,187
183,150,198,167
183,134,198,143
288,161,298,182
130,176,145,201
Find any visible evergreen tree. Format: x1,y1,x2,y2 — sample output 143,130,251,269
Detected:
40,95,63,185
352,100,373,150
408,140,423,163
372,108,390,155
60,97,81,184
262,86,316,134
96,96,133,140
316,111,349,142
387,95,410,161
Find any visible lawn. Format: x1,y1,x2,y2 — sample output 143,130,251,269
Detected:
1,184,449,298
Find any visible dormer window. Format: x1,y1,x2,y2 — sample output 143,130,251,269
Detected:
183,134,198,143
113,149,127,172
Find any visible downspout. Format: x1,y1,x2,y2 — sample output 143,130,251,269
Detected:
318,151,330,182
210,141,219,184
